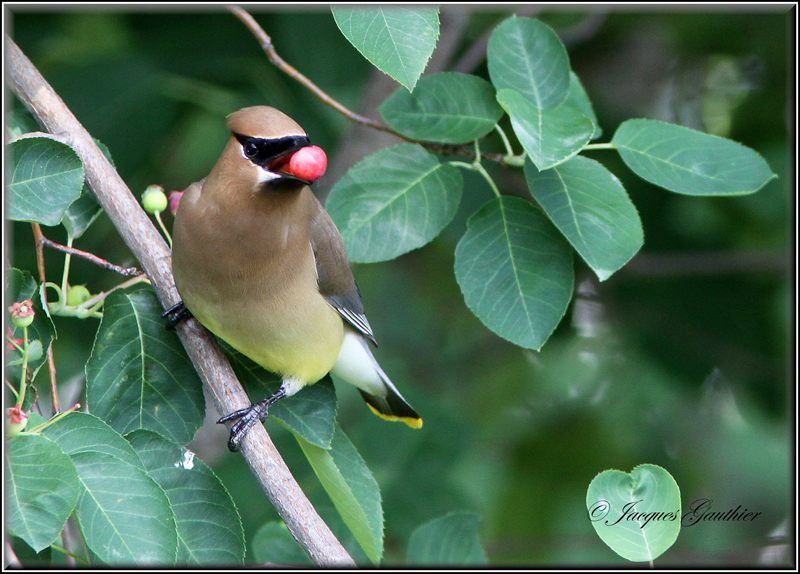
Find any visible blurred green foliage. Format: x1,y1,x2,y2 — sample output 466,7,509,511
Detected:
7,6,790,566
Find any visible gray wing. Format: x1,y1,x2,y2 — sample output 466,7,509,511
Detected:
309,197,378,346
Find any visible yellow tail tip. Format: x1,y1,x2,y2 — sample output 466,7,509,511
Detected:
366,403,423,428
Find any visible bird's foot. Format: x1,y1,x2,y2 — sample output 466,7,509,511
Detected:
217,388,287,452
162,301,193,330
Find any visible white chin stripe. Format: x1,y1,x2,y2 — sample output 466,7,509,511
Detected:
257,168,282,183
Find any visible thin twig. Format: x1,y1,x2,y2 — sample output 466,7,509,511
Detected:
227,6,394,134
37,235,143,277
7,35,354,567
31,223,61,414
227,6,505,164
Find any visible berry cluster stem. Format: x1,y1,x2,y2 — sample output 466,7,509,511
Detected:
154,210,172,249
17,326,30,408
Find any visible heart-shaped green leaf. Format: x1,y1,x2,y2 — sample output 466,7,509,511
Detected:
498,89,594,170
587,464,681,563
525,156,643,281
612,119,776,195
487,16,571,109
380,72,503,144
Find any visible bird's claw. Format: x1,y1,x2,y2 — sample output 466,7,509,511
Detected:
162,301,193,330
217,401,272,452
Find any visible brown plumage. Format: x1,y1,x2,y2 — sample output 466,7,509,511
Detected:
170,106,421,451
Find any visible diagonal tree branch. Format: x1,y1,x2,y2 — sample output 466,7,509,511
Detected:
6,35,354,567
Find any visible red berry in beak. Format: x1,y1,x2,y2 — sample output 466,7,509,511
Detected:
289,146,327,182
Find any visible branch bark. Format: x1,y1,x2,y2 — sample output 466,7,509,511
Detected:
6,36,354,567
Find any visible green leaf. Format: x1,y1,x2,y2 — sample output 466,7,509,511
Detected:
252,521,312,565
6,434,81,552
86,286,205,445
454,196,574,350
332,6,439,91
407,511,488,565
379,72,503,144
224,343,337,450
497,88,594,170
61,185,102,240
327,144,463,263
71,451,178,565
296,424,383,565
40,411,144,469
587,464,681,562
126,430,245,565
566,72,602,140
6,269,56,385
487,16,571,109
525,156,643,281
612,119,776,195
8,136,85,226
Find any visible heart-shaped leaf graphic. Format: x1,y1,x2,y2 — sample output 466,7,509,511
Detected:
586,464,681,563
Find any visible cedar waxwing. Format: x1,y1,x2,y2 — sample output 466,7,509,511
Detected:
167,106,422,451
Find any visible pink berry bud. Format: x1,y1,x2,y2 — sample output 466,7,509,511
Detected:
7,405,29,435
169,191,184,216
9,300,35,328
289,146,327,182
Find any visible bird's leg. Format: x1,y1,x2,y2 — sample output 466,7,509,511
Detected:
217,387,288,452
162,300,193,330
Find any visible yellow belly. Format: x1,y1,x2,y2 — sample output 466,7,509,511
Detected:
184,283,344,383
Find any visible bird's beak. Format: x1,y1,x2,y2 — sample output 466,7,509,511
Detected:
234,133,313,185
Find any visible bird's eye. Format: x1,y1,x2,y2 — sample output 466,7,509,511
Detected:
244,142,259,158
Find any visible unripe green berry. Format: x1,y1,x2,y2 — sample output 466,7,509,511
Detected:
67,284,92,306
12,314,33,328
142,185,168,214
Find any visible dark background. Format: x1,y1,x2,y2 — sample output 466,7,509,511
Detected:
6,6,792,565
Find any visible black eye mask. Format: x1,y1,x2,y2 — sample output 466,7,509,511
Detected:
233,133,310,168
